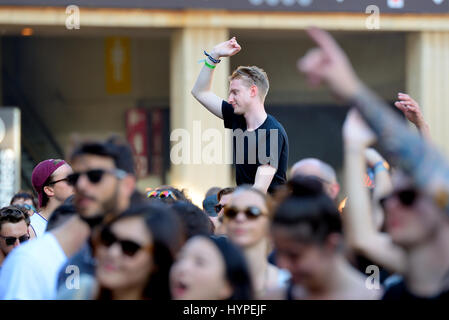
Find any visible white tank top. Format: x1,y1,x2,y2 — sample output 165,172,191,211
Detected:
30,212,48,237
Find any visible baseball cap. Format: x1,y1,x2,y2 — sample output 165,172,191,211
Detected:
31,159,67,208
203,194,219,217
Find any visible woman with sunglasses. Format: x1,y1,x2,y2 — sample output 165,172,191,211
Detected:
269,176,380,300
170,235,253,300
222,185,290,298
59,202,184,299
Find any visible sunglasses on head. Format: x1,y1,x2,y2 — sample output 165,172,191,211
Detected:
1,234,30,246
97,227,152,257
379,188,418,209
14,204,36,213
67,169,127,186
147,190,176,200
223,206,267,220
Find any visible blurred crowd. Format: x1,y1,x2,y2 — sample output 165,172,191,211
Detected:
0,28,448,300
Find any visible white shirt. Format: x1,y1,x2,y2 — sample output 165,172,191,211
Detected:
0,232,67,300
30,212,48,237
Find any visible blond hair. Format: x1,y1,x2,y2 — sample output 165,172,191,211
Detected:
229,66,269,101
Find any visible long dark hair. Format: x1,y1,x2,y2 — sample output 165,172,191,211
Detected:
97,200,184,300
272,176,342,245
208,235,253,300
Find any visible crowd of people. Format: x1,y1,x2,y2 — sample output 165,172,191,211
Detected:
0,27,448,300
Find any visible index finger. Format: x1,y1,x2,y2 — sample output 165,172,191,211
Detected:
306,27,341,56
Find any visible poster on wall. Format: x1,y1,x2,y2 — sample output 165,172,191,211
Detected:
105,37,131,95
126,108,149,179
0,108,21,208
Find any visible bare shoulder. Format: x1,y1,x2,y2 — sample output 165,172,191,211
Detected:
260,286,287,300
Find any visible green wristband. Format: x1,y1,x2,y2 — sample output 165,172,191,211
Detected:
204,60,216,69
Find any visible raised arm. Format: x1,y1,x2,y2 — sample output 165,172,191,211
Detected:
298,27,449,209
342,110,406,274
394,93,431,142
191,37,241,119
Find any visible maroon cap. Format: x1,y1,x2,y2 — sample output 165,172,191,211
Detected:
31,159,67,208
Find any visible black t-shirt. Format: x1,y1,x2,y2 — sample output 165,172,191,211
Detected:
382,280,449,300
222,101,289,193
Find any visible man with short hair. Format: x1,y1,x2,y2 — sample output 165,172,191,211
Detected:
192,37,289,194
290,158,340,200
10,191,39,239
0,137,142,299
214,187,235,235
0,206,31,268
30,159,74,236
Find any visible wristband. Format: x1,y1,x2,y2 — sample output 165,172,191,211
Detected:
204,50,221,64
373,161,387,174
204,60,216,69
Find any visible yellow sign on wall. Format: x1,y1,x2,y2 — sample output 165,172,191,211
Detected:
105,37,131,94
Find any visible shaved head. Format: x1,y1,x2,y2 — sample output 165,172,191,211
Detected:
290,158,339,200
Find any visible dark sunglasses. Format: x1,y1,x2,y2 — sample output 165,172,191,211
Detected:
97,227,152,257
223,206,267,220
214,204,224,214
147,190,176,200
67,169,127,186
379,189,418,209
47,178,69,186
1,234,30,246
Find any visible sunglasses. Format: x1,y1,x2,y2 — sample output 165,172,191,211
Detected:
14,204,36,213
1,234,30,246
147,190,176,200
67,169,127,186
214,204,224,214
379,189,418,209
223,206,267,220
22,204,36,212
97,227,152,257
47,178,69,186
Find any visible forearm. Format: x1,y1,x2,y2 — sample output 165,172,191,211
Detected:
348,85,449,196
343,145,377,245
191,61,216,98
417,122,432,142
253,165,276,194
373,169,393,202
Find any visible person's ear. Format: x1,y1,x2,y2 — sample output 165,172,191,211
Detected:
43,185,55,198
330,183,340,200
324,233,341,253
120,175,136,198
250,85,258,98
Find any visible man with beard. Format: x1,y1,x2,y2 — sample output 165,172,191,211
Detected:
0,137,141,299
55,137,146,292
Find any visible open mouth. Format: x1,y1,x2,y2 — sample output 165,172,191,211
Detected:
173,280,189,297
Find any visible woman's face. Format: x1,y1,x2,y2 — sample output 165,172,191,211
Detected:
170,237,232,300
95,216,154,296
224,190,269,248
272,226,334,290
